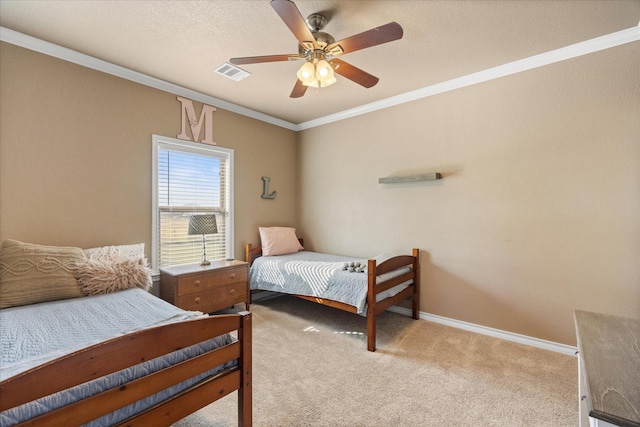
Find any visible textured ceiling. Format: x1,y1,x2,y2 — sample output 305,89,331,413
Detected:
1,1,639,125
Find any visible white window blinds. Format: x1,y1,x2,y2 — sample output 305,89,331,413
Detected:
152,136,233,271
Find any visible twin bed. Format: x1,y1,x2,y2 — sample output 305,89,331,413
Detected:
245,227,421,352
0,240,251,427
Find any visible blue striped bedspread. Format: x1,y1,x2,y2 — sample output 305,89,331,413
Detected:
0,288,235,426
250,251,412,314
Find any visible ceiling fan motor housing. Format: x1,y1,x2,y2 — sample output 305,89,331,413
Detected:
306,13,327,32
299,13,335,56
312,31,335,48
298,33,335,57
305,14,335,50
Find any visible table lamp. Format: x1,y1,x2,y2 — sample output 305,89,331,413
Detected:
188,214,217,266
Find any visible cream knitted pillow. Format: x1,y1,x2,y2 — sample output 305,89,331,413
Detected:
0,239,85,309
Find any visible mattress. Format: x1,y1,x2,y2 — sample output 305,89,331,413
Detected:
249,251,412,314
0,288,236,426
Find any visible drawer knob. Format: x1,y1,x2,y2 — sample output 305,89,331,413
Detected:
194,297,201,304
194,280,201,287
230,289,236,294
230,274,236,279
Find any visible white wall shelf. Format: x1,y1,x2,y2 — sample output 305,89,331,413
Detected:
378,173,442,184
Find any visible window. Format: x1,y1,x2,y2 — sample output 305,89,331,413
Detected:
152,135,233,271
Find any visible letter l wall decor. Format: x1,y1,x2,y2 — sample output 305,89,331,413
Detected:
261,177,277,199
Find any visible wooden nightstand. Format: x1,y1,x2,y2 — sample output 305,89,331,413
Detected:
160,260,249,313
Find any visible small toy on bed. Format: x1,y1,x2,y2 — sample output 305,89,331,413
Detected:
343,261,366,273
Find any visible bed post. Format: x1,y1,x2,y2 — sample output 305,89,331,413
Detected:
238,311,252,427
244,243,252,266
412,248,420,320
367,259,377,352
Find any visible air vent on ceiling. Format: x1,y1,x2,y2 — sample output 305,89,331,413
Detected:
214,63,251,81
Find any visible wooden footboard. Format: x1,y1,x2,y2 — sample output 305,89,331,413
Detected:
245,243,420,352
0,312,252,427
367,248,420,351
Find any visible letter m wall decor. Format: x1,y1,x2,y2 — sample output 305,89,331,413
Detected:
176,96,216,145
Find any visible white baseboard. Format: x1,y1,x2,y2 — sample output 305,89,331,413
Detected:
388,306,577,356
252,291,576,356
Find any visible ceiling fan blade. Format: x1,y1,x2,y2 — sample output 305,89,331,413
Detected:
330,58,379,88
326,22,403,56
230,54,302,65
290,79,308,98
270,0,318,50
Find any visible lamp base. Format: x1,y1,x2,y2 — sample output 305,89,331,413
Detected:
200,260,211,266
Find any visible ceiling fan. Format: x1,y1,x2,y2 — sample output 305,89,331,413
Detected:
229,0,403,98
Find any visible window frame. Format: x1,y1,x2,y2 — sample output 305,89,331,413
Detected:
151,135,234,272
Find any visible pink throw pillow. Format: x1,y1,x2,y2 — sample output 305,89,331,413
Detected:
259,227,304,256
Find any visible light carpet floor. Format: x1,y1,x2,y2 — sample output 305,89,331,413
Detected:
173,295,578,427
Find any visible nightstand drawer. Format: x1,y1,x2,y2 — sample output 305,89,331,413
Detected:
177,266,247,296
160,260,249,313
176,281,247,312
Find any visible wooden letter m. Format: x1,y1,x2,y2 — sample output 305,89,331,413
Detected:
176,96,216,145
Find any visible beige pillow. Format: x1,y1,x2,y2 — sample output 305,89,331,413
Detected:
76,256,152,295
0,239,85,309
259,227,304,256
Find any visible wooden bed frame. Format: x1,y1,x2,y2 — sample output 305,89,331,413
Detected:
245,242,420,352
0,311,252,427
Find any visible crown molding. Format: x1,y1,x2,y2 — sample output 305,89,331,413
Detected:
0,26,299,131
2,24,638,132
297,25,640,130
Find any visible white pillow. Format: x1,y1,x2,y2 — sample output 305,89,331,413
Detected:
259,227,304,256
83,243,145,262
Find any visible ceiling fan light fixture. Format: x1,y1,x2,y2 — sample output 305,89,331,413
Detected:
319,76,337,88
303,77,336,88
316,59,336,87
297,61,316,85
316,59,332,78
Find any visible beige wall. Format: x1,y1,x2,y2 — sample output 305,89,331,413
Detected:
2,38,638,346
0,42,298,261
298,42,640,345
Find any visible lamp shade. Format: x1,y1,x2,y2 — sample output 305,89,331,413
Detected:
296,62,316,86
316,59,336,87
315,59,333,81
188,214,218,236
320,75,336,87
